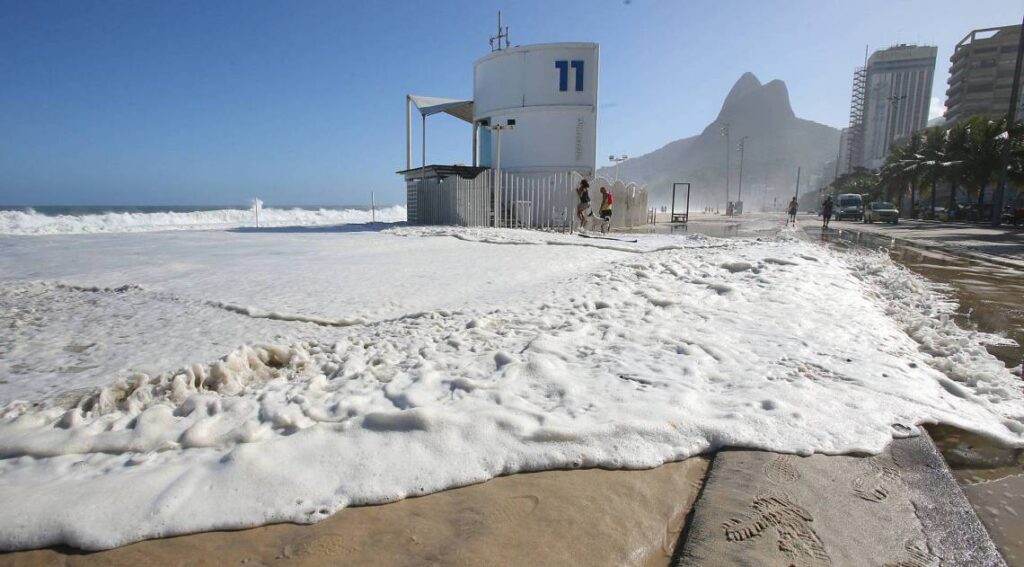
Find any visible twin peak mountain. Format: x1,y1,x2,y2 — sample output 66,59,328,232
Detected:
598,73,840,205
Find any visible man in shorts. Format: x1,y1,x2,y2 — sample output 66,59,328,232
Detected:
821,195,834,229
576,179,592,229
598,187,613,233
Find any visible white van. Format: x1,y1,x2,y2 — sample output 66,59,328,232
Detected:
834,193,864,221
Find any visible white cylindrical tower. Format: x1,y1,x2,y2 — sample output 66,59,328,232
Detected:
473,43,599,176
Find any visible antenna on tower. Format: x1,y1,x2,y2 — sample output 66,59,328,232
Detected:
489,11,510,52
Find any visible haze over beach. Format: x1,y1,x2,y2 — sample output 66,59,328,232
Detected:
2,1,1024,565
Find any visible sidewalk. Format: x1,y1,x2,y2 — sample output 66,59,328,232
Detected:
822,217,1024,267
676,433,1006,566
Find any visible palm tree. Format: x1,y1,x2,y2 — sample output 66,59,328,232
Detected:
901,132,925,217
880,136,924,215
943,121,969,213
879,147,907,206
960,116,1004,208
830,167,878,200
918,127,952,218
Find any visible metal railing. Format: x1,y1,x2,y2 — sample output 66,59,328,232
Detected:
413,170,648,231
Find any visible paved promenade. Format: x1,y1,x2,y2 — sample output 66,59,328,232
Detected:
820,216,1024,266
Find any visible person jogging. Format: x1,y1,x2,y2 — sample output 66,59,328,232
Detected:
576,179,592,229
821,195,834,229
598,187,613,233
788,197,799,225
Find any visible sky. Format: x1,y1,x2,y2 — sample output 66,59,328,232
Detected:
1,0,1021,207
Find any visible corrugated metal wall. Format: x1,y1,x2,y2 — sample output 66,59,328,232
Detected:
414,171,648,231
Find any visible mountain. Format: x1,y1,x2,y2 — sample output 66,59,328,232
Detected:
599,73,841,209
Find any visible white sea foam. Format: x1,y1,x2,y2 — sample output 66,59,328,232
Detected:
0,226,1022,550
0,206,407,235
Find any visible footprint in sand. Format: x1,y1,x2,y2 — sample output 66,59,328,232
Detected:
882,538,940,567
723,492,831,566
763,455,801,485
851,457,902,503
452,494,541,538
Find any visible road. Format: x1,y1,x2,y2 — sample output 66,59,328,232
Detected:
814,215,1024,267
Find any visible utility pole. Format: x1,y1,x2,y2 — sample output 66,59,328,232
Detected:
762,173,769,212
721,123,731,212
737,136,749,214
833,148,841,187
993,13,1024,225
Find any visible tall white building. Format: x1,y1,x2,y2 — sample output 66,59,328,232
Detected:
848,44,937,170
945,25,1024,125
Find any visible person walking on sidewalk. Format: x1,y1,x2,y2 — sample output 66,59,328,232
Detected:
821,195,834,229
788,197,799,225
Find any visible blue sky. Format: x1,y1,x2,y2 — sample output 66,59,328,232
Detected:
1,0,1020,206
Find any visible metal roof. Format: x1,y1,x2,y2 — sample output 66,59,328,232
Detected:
408,95,474,123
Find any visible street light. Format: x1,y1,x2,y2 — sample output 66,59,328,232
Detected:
485,119,516,227
721,123,731,211
608,154,628,182
736,136,749,215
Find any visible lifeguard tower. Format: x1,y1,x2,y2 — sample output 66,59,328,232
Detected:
399,15,647,229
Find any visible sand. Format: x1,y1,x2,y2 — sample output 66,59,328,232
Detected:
0,458,708,567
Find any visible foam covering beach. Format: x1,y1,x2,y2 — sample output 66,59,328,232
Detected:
0,226,1022,550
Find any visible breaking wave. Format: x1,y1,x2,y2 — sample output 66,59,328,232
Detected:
0,206,407,235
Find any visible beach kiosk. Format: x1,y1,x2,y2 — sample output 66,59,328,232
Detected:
399,17,645,229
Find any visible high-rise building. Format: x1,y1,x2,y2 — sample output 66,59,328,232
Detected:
837,127,851,175
846,44,937,170
944,25,1024,125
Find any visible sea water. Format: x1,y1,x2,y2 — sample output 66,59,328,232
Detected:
0,204,407,235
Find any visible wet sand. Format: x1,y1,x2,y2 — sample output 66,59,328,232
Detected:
1,459,708,567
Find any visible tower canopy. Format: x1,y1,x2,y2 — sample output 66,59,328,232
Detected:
408,95,474,123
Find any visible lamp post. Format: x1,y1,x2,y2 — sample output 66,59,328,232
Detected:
486,120,515,227
736,136,749,215
608,154,628,182
721,123,731,211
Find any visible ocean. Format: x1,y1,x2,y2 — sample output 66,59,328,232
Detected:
0,204,407,235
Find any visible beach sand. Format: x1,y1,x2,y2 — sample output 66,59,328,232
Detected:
0,458,708,567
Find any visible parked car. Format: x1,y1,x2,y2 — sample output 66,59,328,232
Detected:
1002,206,1024,226
864,201,899,224
834,193,864,221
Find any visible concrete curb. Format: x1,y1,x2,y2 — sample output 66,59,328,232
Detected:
674,433,1004,566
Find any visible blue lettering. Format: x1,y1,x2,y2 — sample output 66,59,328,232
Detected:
555,60,568,91
571,60,584,91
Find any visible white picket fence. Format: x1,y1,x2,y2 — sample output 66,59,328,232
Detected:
410,171,648,231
